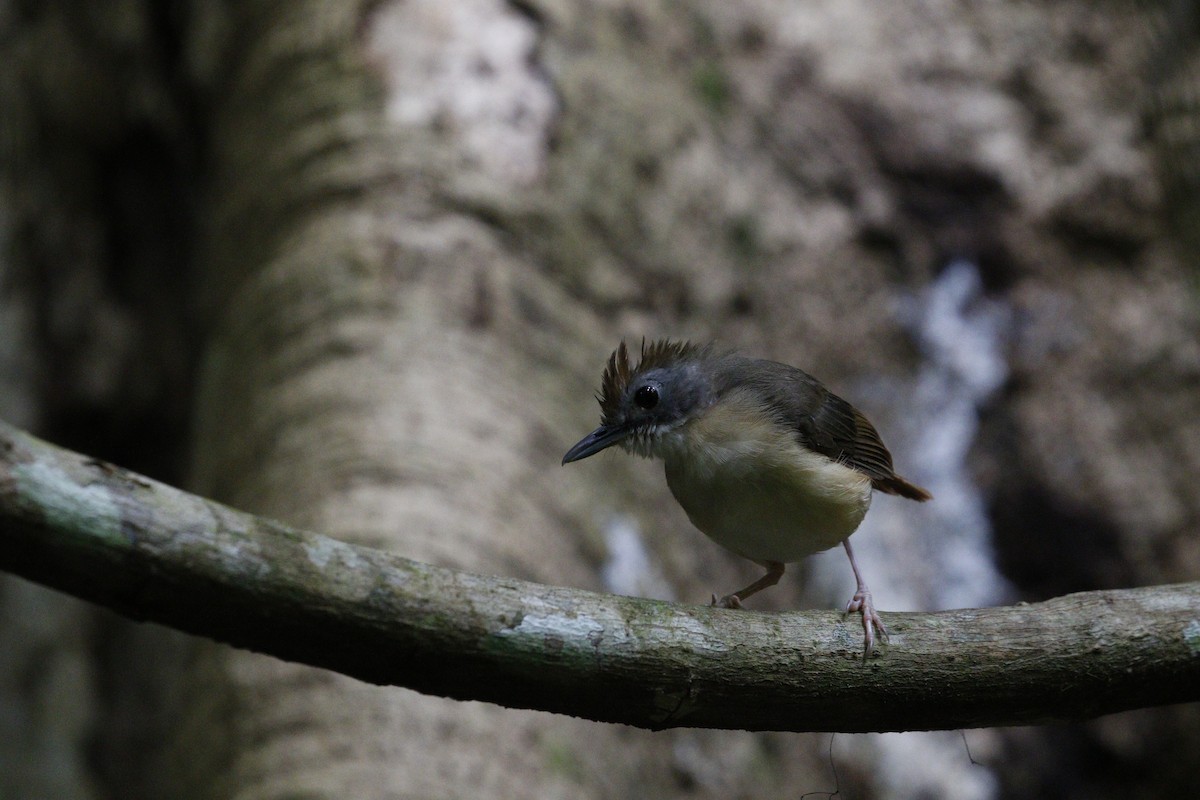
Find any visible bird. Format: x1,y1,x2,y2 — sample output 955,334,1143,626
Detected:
562,339,931,658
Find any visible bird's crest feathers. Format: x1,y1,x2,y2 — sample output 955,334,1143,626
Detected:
598,339,705,420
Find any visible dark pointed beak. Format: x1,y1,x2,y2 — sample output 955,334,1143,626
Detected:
561,424,632,464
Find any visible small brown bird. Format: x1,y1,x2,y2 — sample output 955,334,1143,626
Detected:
562,340,931,657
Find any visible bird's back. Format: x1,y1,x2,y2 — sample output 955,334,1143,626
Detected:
711,355,931,501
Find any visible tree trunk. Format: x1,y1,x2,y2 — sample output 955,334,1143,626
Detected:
3,1,1199,798
130,3,680,798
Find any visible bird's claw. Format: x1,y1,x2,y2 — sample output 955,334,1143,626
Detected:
711,592,743,609
845,588,888,660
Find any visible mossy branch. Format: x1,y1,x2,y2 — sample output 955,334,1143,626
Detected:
2,420,1198,732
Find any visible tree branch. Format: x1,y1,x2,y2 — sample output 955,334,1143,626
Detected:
2,420,1198,732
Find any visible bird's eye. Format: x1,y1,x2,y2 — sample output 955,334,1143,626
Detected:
634,385,659,410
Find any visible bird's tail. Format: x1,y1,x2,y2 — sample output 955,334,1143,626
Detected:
873,475,932,502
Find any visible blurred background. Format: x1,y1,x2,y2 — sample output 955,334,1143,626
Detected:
1,1,1198,798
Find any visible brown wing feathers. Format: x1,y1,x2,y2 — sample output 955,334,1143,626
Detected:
759,364,931,502
823,396,931,501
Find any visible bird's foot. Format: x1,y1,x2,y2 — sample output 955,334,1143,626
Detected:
845,588,888,659
711,592,744,609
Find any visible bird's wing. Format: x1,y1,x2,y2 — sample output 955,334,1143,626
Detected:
789,374,932,500
796,390,896,480
723,358,930,500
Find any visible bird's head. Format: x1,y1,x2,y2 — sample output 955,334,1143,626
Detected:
562,339,714,463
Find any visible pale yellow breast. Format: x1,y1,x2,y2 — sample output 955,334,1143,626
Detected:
658,388,872,563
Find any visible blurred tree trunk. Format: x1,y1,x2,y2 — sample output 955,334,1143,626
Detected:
3,1,1199,799
105,2,682,798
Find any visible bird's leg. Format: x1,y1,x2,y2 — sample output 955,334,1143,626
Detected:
711,560,785,609
842,539,888,659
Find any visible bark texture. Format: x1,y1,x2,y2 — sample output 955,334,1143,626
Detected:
3,0,1200,798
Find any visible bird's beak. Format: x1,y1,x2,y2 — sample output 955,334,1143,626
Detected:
561,424,632,464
